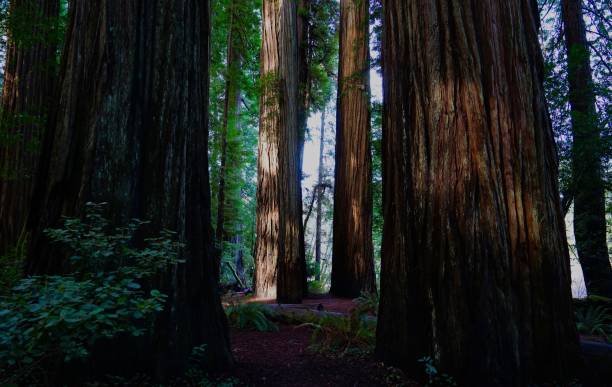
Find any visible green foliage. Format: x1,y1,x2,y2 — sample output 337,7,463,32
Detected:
307,279,326,294
209,0,260,284
417,357,457,387
305,309,375,356
354,291,379,316
225,303,278,332
0,233,27,293
575,305,611,341
0,203,181,385
305,0,339,112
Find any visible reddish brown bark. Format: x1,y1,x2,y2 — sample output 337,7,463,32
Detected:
330,0,376,298
561,0,612,298
376,1,580,385
25,0,232,378
0,0,59,253
255,0,305,303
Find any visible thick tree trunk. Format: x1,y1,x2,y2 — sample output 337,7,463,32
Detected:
215,4,242,282
315,109,325,281
25,0,232,378
330,0,376,298
376,1,580,385
0,0,59,254
561,0,612,298
297,0,310,166
255,0,305,303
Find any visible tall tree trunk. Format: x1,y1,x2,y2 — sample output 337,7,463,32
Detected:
215,3,242,282
561,0,612,298
331,0,376,297
376,1,580,385
0,0,59,254
315,108,326,281
25,0,232,378
255,0,305,303
297,0,310,164
297,0,310,297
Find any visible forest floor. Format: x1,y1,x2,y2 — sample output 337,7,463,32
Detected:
220,294,419,386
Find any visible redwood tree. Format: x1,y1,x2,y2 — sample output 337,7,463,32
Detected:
330,0,376,297
254,0,305,303
25,0,232,377
376,1,580,385
0,0,59,254
561,0,612,298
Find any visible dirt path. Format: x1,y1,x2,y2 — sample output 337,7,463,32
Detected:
228,325,416,386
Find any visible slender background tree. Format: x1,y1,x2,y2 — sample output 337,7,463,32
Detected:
561,0,612,298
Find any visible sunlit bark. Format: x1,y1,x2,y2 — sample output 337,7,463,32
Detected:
376,1,580,384
255,0,306,303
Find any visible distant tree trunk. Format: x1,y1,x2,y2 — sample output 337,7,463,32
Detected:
315,109,326,281
561,0,612,298
215,4,242,282
376,1,580,385
233,233,246,286
255,0,305,303
0,0,59,254
25,0,232,378
331,0,375,298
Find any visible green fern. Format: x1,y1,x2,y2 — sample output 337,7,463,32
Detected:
225,303,278,332
575,305,611,342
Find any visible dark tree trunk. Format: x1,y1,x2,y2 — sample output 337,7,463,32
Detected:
297,0,310,166
331,0,376,298
215,3,242,282
25,0,232,378
561,0,612,298
255,0,305,303
376,1,580,385
0,0,59,254
315,109,325,281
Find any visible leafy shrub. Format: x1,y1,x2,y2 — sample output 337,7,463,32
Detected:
0,203,182,385
225,303,278,332
575,305,611,342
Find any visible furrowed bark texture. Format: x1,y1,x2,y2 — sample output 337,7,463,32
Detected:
255,0,305,303
25,0,232,378
561,0,612,298
0,0,59,253
215,4,242,282
376,1,580,385
331,0,376,297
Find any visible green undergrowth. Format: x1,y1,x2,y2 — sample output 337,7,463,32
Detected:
225,303,278,332
0,203,182,386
